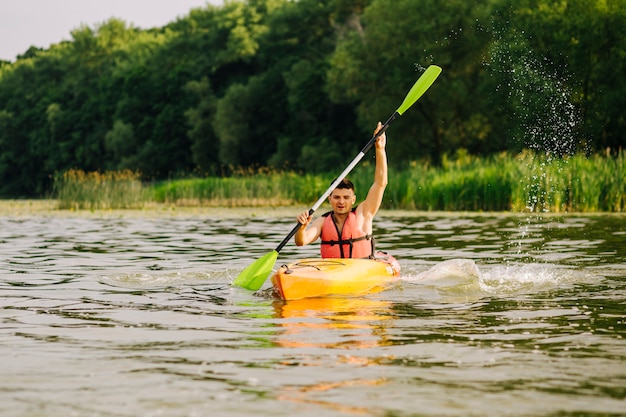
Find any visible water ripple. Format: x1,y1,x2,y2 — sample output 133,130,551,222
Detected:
0,212,624,416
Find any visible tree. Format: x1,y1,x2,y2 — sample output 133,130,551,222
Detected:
105,119,137,169
214,70,288,167
185,77,219,173
261,0,363,171
0,0,624,197
328,0,494,164
488,0,626,152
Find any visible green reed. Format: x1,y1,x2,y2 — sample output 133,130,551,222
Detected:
54,169,146,210
52,150,625,212
351,149,624,212
151,169,326,206
509,150,625,212
376,151,518,211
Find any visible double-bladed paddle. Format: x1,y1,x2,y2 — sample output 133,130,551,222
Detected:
233,65,442,291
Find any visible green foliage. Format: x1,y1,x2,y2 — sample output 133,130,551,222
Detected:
184,77,218,172
54,169,146,209
214,71,288,166
1,0,625,198
485,0,626,155
328,0,495,163
53,151,625,212
105,120,137,169
150,168,326,206
377,151,517,211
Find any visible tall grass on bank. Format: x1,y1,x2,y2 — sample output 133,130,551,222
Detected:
381,150,624,212
151,169,326,206
510,150,625,212
380,151,518,211
53,151,625,212
54,169,146,210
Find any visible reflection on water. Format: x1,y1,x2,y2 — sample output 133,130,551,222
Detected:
273,297,394,350
0,211,625,416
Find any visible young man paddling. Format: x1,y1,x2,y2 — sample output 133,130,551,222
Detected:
294,122,388,258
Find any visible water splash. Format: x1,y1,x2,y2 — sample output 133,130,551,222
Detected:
401,259,484,302
100,270,232,289
479,263,566,294
402,259,587,298
487,27,582,209
487,29,581,156
485,27,584,260
404,259,481,285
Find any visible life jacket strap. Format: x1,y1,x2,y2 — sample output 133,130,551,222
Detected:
321,234,374,258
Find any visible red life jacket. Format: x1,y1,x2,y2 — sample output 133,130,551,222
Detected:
320,210,374,259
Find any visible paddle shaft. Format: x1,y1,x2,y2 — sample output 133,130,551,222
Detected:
274,111,397,253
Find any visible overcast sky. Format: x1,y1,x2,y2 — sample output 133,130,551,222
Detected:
0,0,224,62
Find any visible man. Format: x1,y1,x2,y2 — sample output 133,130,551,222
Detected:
294,122,387,258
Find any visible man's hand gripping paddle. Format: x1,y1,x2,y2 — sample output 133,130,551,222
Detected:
233,65,442,291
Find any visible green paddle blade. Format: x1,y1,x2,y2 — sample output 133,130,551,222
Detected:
232,250,279,290
396,65,442,115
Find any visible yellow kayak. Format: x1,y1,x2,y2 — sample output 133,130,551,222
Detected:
271,253,401,300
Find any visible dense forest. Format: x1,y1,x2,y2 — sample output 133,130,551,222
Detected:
0,0,624,197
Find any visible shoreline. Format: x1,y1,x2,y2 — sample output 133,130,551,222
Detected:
0,199,303,219
0,199,623,219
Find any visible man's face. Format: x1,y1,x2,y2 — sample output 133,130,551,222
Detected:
329,188,356,214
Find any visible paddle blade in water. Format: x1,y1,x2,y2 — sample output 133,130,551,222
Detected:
396,65,442,115
232,250,279,290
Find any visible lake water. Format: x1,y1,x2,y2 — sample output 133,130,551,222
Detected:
1,207,625,417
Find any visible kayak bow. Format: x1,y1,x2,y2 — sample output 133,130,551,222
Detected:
271,254,401,300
